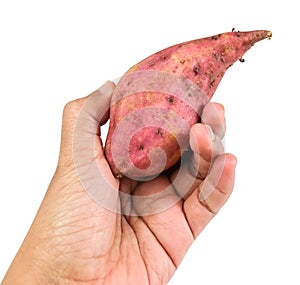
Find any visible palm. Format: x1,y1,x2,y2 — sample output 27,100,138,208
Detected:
104,180,188,284
107,173,196,284
54,170,197,285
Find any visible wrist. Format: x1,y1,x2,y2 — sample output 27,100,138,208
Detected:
1,223,58,285
1,248,51,285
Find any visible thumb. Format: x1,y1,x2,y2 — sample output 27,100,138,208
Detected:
58,81,115,167
70,80,120,213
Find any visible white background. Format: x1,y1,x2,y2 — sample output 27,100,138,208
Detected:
0,1,299,284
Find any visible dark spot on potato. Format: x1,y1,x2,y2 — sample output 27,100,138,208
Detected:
139,145,144,150
180,59,186,64
196,81,202,88
193,65,200,75
166,96,175,104
213,53,219,60
161,53,167,60
115,172,123,179
216,72,224,78
156,128,164,136
212,35,218,40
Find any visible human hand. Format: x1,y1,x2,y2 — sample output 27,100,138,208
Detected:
1,81,236,285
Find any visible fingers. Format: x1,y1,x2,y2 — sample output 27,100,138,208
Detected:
201,102,226,139
190,102,226,175
71,80,115,162
69,81,120,212
71,80,115,135
86,80,116,127
183,153,237,238
60,81,115,156
58,81,115,186
170,102,226,199
188,123,224,179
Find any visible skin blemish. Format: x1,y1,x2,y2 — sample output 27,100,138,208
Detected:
180,59,186,64
138,145,144,150
116,172,123,179
213,53,219,60
209,79,216,88
196,81,202,88
166,96,175,104
160,53,168,60
156,128,164,136
212,35,218,40
232,28,241,37
193,65,200,75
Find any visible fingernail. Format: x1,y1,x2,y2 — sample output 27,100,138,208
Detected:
230,154,238,167
98,80,115,95
206,125,215,142
218,103,225,119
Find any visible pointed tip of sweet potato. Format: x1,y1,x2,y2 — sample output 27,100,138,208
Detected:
231,30,273,53
229,29,272,37
239,29,272,38
234,29,272,44
266,30,273,39
195,29,272,98
218,29,272,52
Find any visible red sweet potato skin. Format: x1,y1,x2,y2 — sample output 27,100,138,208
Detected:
105,70,208,179
127,30,272,99
105,30,271,179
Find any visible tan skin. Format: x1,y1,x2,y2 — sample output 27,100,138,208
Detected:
1,81,236,285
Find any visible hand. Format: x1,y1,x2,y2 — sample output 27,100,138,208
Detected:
1,81,237,285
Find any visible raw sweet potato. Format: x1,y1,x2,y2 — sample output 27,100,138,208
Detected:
105,30,272,179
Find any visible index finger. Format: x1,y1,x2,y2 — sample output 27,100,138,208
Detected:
201,102,226,139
